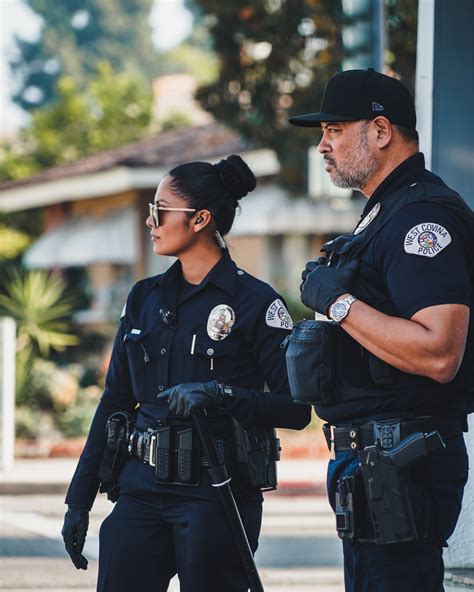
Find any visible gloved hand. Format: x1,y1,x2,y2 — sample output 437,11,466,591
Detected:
61,505,89,570
300,259,359,316
157,380,226,416
300,256,327,293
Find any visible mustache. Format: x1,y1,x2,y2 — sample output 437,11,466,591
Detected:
323,155,336,166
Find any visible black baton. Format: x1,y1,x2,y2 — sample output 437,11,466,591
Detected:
193,409,264,592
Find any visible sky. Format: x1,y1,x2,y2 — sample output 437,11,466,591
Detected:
0,0,193,136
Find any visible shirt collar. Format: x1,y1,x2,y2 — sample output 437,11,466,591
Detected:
361,152,426,217
153,249,237,296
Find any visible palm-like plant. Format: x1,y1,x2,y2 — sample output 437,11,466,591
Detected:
0,270,78,356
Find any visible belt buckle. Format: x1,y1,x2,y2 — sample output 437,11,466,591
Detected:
330,425,336,460
149,434,157,467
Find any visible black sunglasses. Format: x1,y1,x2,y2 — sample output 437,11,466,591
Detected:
148,203,197,227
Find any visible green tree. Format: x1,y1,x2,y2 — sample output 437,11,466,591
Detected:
10,0,156,111
193,0,342,191
0,62,153,181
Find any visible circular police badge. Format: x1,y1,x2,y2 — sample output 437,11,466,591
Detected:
207,305,236,341
354,202,381,234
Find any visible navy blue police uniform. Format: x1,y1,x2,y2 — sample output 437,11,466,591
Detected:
65,249,310,592
318,154,473,592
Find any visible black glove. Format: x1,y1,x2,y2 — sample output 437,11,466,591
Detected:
300,259,359,316
300,256,327,293
61,506,89,570
157,380,227,416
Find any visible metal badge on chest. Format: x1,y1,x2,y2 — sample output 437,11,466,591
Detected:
207,305,236,341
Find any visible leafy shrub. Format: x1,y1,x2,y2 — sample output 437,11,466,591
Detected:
15,406,42,440
18,358,79,410
55,387,100,438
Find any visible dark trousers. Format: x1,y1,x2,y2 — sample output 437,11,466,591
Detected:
97,491,262,592
327,434,469,592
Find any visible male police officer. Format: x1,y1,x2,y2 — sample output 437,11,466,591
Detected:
289,69,474,591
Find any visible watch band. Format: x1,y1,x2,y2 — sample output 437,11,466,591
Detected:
329,294,357,323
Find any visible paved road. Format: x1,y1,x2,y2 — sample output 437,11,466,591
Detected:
0,491,344,591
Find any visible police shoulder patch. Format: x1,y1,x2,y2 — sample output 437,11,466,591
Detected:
265,299,293,330
404,222,452,258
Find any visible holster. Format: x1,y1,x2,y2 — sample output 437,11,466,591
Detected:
358,430,444,545
98,411,135,502
231,419,281,491
285,320,340,405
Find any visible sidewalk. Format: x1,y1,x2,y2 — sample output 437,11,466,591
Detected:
0,456,329,496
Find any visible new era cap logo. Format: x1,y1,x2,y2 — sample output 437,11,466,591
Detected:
372,102,384,112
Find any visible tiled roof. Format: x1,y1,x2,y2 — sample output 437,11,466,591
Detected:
0,123,249,190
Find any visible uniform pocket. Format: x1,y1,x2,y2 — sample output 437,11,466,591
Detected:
123,330,151,396
185,334,239,381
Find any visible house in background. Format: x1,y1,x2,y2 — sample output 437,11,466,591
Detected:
0,122,361,332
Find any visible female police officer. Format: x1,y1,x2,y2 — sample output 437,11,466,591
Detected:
61,154,310,591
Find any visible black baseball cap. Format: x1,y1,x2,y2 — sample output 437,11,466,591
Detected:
288,69,416,129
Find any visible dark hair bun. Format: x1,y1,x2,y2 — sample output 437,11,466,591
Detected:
214,155,257,200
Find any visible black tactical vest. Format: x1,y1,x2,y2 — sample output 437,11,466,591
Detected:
319,180,474,416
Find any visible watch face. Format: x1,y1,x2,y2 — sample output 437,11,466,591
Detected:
331,301,347,320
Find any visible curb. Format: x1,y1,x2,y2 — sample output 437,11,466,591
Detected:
445,570,474,588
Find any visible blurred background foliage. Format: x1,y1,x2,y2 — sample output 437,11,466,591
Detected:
1,0,418,443
10,0,157,112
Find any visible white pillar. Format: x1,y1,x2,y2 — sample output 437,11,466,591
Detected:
0,317,16,472
444,415,474,569
415,0,435,169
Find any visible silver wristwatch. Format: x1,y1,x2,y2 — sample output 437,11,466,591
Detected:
329,295,357,323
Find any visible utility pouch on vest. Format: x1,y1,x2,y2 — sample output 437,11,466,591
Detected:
232,419,281,491
358,430,444,544
368,353,396,386
99,411,135,502
286,320,340,405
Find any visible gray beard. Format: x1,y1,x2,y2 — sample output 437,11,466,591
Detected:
327,127,378,190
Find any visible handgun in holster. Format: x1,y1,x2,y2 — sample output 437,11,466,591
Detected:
99,411,135,501
232,419,281,491
358,430,445,545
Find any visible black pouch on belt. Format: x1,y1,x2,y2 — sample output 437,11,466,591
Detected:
232,419,281,491
99,411,135,502
335,474,374,542
154,426,200,486
285,319,340,405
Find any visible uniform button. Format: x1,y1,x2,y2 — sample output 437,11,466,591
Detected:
350,442,357,450
237,270,244,275
160,348,167,354
207,348,214,356
349,430,357,438
158,385,164,391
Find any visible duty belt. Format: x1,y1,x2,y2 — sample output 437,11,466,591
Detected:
323,416,465,458
128,428,235,469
